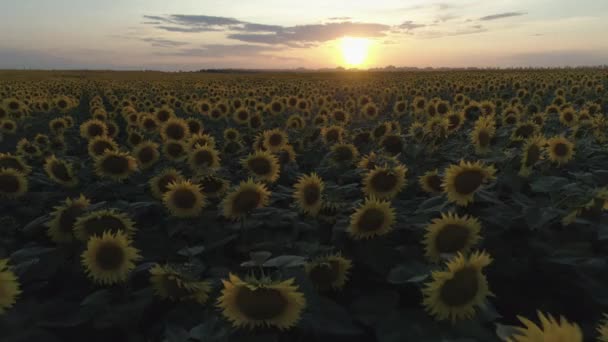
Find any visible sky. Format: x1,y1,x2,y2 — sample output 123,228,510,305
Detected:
1,0,607,70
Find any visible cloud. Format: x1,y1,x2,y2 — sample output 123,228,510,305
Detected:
140,38,189,48
417,25,487,39
399,21,427,32
480,12,527,21
328,17,352,21
155,25,222,33
164,44,282,58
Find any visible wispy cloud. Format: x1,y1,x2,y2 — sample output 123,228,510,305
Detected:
140,38,189,48
480,12,527,21
399,20,427,32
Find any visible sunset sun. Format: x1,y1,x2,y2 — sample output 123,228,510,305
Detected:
340,37,371,67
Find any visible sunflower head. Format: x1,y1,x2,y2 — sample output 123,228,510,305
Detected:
546,136,575,166
262,129,289,152
419,169,443,194
0,153,31,175
0,259,21,314
188,144,221,174
222,179,271,220
197,175,229,199
443,160,496,206
511,121,540,142
163,140,188,162
149,264,212,304
305,253,352,292
149,168,185,199
293,173,324,216
74,209,137,241
133,141,160,170
94,150,138,181
43,155,78,187
242,150,280,183
423,212,482,262
80,119,108,140
321,125,344,145
508,311,583,342
330,143,359,166
519,135,545,177
363,165,408,200
87,136,119,158
81,230,141,285
162,180,206,218
379,134,404,156
348,197,396,240
223,128,241,142
0,168,28,199
46,195,91,244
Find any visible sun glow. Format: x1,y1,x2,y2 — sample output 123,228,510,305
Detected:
340,37,371,67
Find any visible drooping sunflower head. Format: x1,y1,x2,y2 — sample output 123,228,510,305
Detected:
262,129,289,152
519,135,545,177
507,311,583,342
305,253,352,292
0,153,31,175
546,136,575,166
422,251,493,322
348,197,396,240
222,179,271,220
162,180,206,218
423,212,482,263
43,155,78,187
132,141,160,170
330,143,359,166
81,230,141,285
443,160,496,206
46,194,91,244
363,165,408,200
149,264,212,304
197,175,229,199
74,209,137,241
87,136,119,158
293,173,324,216
0,259,21,314
372,122,392,140
94,150,138,181
217,273,306,330
0,168,28,199
242,150,280,183
79,119,108,140
419,169,443,194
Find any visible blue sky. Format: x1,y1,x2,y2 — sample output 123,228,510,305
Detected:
1,0,607,70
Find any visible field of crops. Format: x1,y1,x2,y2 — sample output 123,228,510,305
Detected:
1,69,608,341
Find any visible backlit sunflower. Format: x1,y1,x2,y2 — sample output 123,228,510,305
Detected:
197,175,229,199
362,165,408,200
507,311,582,342
87,136,119,158
519,135,545,177
217,273,306,330
188,144,221,174
0,259,21,314
162,180,206,218
0,168,28,198
546,136,575,166
262,129,289,152
305,253,352,292
43,155,78,187
422,251,493,322
74,209,137,241
149,264,212,304
419,169,443,194
94,150,138,181
321,125,345,145
443,160,496,206
292,173,324,216
149,168,185,199
423,212,482,262
0,153,31,174
81,231,141,285
79,119,108,140
242,150,280,183
330,143,359,166
222,179,271,220
133,141,160,170
348,197,396,240
163,140,188,162
46,194,91,243
160,117,190,141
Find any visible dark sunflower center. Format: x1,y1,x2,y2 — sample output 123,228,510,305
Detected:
426,175,442,192
226,132,237,140
553,143,569,157
138,147,156,164
453,170,484,195
326,129,340,143
309,261,340,291
250,116,261,128
144,118,157,130
303,184,321,206
238,111,248,120
172,189,197,209
272,103,282,112
50,162,72,182
448,115,460,128
235,286,287,320
370,171,398,193
269,134,283,146
248,157,271,175
366,107,376,116
58,100,67,108
95,243,125,271
88,124,104,137
166,124,185,140
84,215,127,237
194,150,214,166
233,189,261,213
157,112,170,122
435,224,470,254
129,133,143,146
101,155,129,174
3,122,15,130
335,112,345,121
525,145,541,167
354,132,371,146
93,141,115,156
478,131,491,147
382,136,403,155
158,175,178,193
59,206,85,233
438,267,479,307
564,112,573,121
201,177,223,193
505,116,517,125
358,208,386,232
373,125,387,138
0,174,19,193
167,143,184,157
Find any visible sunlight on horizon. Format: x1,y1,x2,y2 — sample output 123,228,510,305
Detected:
340,37,371,68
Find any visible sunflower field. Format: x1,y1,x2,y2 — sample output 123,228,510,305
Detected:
1,69,608,341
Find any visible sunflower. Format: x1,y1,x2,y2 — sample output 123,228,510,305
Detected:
133,141,160,170
0,119,17,134
0,259,21,314
160,118,190,141
80,119,108,140
188,144,221,173
149,264,212,304
423,212,482,263
87,136,119,158
507,311,583,342
217,273,306,330
348,197,395,240
305,253,352,292
262,129,289,152
0,153,31,174
471,121,495,155
242,150,280,183
149,168,185,199
519,136,545,177
188,133,217,150
163,140,188,162
330,143,359,166
94,150,138,181
222,179,271,220
186,117,204,135
81,231,141,285
162,180,206,218
74,209,137,241
511,121,540,142
276,145,296,165
446,111,465,132
197,175,229,199
43,155,78,187
127,129,144,147
331,109,350,125
0,168,28,199
597,314,608,342
357,152,379,171
293,173,324,216
559,108,578,127
419,169,443,194
321,125,344,145
154,106,174,123
425,117,449,139
46,194,91,243
443,160,496,206
224,128,241,142
233,108,250,125
16,138,41,158
362,165,408,200
372,122,392,140
362,103,379,120
408,121,426,142
379,134,404,156
546,136,575,166
422,251,493,322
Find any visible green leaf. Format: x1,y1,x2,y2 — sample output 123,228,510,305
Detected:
530,176,569,193
387,262,430,284
177,245,206,257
